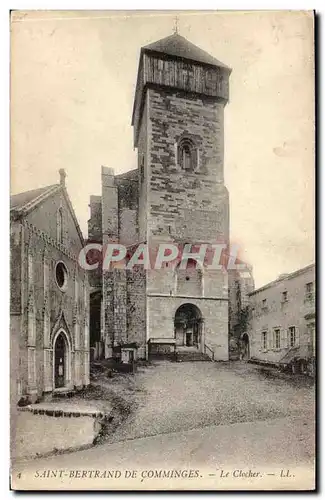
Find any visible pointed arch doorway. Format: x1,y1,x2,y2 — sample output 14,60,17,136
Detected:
53,330,71,389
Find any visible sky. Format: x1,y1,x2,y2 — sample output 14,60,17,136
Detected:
10,10,315,288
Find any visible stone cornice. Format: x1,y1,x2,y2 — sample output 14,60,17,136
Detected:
147,293,228,301
23,220,79,263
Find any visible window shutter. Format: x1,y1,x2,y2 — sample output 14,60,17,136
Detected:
280,328,285,348
282,328,288,348
295,327,300,346
268,331,273,350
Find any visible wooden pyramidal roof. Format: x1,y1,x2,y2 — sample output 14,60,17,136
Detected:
142,33,230,70
132,33,231,146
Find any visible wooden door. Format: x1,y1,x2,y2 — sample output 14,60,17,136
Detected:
54,334,65,388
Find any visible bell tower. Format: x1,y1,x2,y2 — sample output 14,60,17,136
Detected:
131,33,232,360
132,32,232,246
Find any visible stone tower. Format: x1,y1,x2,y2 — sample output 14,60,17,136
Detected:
133,33,231,244
131,33,232,359
89,33,233,361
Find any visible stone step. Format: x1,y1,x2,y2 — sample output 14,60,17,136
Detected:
52,389,76,399
176,351,212,362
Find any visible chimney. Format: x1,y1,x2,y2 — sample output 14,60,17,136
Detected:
59,168,66,187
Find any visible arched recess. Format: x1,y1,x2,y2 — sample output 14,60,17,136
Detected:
52,329,72,389
174,303,203,348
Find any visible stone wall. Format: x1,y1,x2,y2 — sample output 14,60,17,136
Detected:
228,268,255,337
137,93,149,242
102,167,118,241
116,170,139,245
11,190,89,401
87,196,103,291
113,269,127,344
88,195,102,243
102,271,114,357
228,269,241,337
126,268,147,354
10,315,21,410
147,296,228,360
102,267,147,357
146,87,229,243
25,187,83,258
146,265,227,299
10,222,23,314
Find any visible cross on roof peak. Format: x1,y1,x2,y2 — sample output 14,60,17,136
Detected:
173,15,179,35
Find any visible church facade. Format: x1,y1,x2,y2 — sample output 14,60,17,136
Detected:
88,33,246,361
10,170,90,404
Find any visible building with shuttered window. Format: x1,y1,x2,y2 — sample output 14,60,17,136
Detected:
247,263,315,373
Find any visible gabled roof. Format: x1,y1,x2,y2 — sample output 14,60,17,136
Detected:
10,184,58,210
10,182,84,247
143,33,230,70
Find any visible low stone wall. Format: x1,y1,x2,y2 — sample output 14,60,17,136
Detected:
12,409,101,460
18,406,105,418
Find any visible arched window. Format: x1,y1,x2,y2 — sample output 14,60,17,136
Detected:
177,137,198,171
57,208,63,244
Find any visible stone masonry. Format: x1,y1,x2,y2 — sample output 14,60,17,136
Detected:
10,171,90,403
88,33,250,361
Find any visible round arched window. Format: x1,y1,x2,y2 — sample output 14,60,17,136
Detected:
55,261,68,291
177,137,198,171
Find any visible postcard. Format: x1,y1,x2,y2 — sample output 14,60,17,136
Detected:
10,10,315,491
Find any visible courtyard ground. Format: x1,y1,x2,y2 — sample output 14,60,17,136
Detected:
107,360,315,443
12,361,315,490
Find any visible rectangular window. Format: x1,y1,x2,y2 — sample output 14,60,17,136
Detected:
282,291,288,302
289,326,296,347
273,328,281,349
262,331,268,350
305,282,314,301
